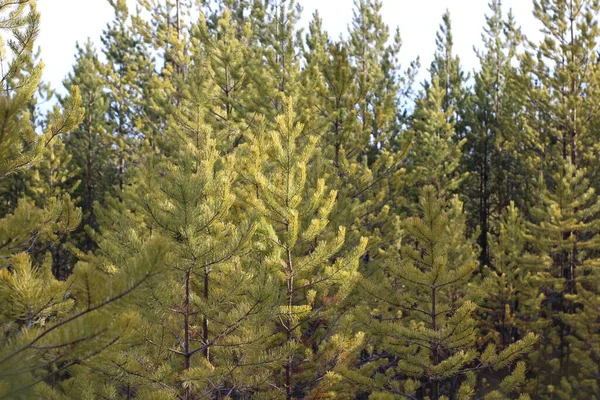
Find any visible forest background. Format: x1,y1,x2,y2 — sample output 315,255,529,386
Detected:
1,0,599,399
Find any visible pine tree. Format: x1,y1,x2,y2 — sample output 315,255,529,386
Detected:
476,202,551,350
517,1,600,396
74,61,276,399
0,42,47,217
26,135,81,278
0,0,47,180
348,0,406,156
345,186,537,399
8,0,600,397
561,247,600,397
427,10,469,135
245,0,303,118
193,7,254,151
520,0,600,173
404,77,466,206
302,22,388,255
0,3,169,398
101,0,154,193
462,0,525,269
0,234,168,399
134,0,191,99
0,0,84,260
238,98,367,398
303,2,414,269
59,40,114,255
527,160,600,397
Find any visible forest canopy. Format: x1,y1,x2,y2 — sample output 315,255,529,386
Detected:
1,0,599,399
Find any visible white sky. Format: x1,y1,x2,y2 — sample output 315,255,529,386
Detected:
37,0,542,94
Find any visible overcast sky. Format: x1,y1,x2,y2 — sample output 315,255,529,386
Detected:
37,0,542,94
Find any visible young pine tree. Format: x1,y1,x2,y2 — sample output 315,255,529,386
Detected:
238,98,367,398
476,202,551,350
427,10,469,136
346,186,536,399
518,1,600,396
528,160,600,398
462,0,525,269
0,3,170,398
404,77,466,207
101,0,154,193
348,0,405,157
193,8,254,151
80,68,275,400
247,0,303,117
60,40,113,254
561,246,600,397
302,5,413,269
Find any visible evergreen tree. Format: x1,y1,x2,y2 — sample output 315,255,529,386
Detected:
404,77,466,205
303,2,414,269
238,99,367,398
101,0,154,193
77,62,275,400
528,160,600,397
246,0,303,117
0,234,168,399
0,0,47,180
0,0,84,260
0,43,48,217
427,10,468,134
462,0,525,269
345,186,537,399
26,135,81,278
60,40,113,253
193,7,254,151
302,22,392,255
476,202,551,349
6,0,600,397
0,3,168,398
517,1,600,396
562,245,600,397
135,0,191,97
348,0,405,156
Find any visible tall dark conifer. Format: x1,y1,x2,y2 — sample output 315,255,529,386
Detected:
463,0,523,269
61,41,113,253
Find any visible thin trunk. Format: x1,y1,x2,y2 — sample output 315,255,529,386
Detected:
176,0,180,41
285,247,294,400
85,91,94,252
117,109,124,197
432,286,439,400
203,269,210,361
480,132,489,270
184,268,192,400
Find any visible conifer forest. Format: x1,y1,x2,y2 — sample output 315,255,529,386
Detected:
4,0,600,398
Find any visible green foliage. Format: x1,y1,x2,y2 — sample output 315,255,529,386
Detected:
462,0,526,269
526,160,600,397
562,256,600,397
238,98,367,398
476,202,551,349
348,0,410,153
193,8,253,149
4,0,600,398
60,40,114,253
101,0,154,192
0,3,171,399
427,10,468,132
79,59,275,399
0,238,169,399
405,77,466,202
346,187,536,399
